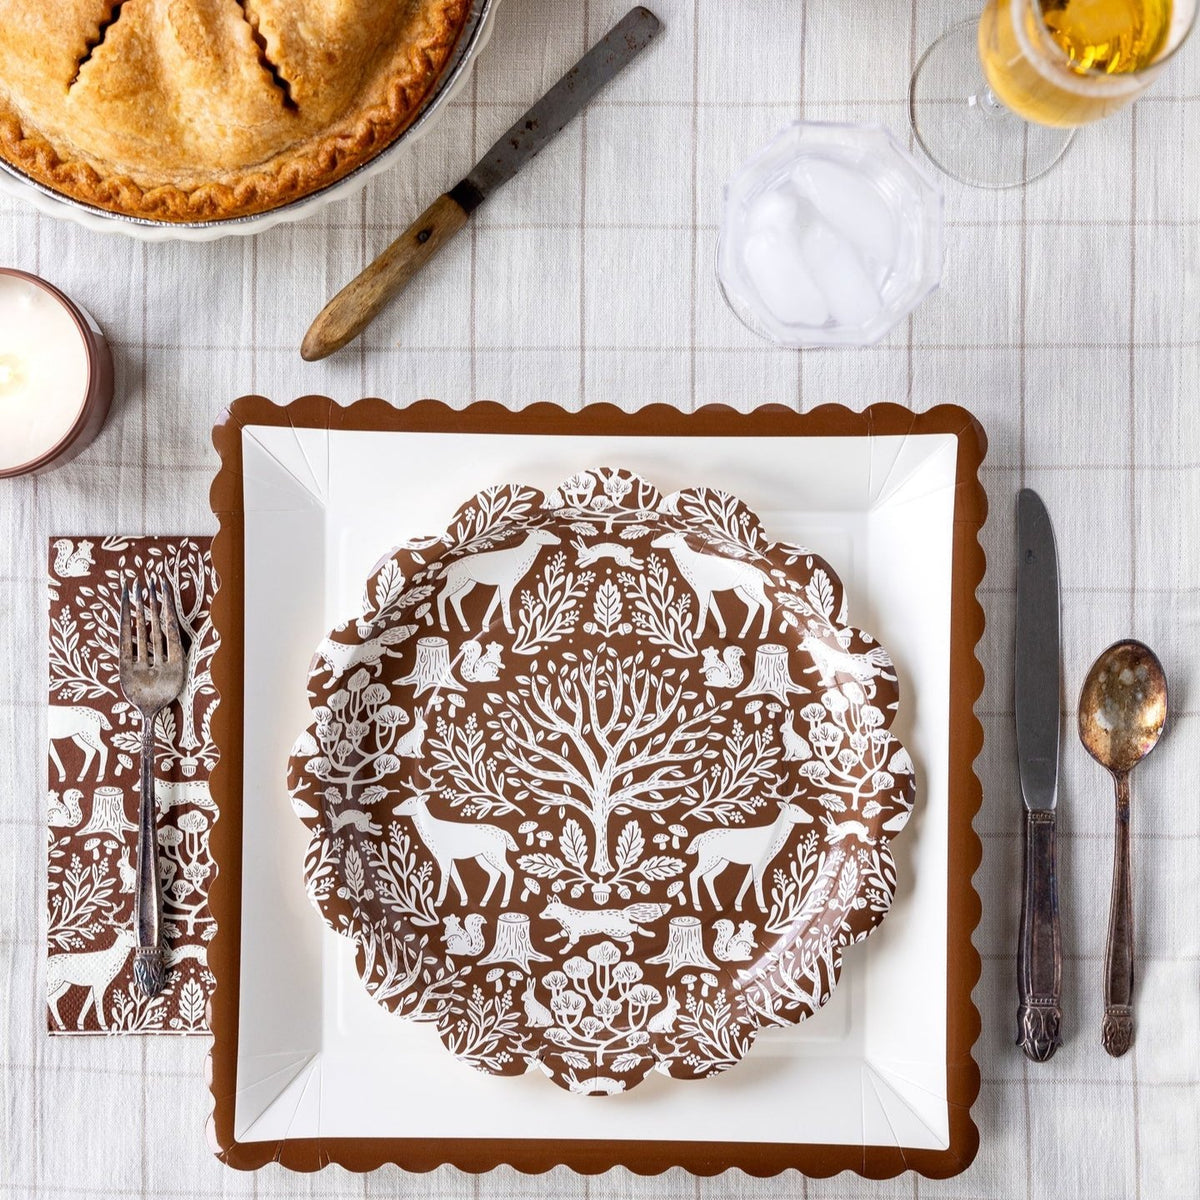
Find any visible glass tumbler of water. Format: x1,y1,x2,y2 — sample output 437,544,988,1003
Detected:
717,122,943,349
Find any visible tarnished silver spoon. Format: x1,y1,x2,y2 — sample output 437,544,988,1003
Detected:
1077,640,1168,1057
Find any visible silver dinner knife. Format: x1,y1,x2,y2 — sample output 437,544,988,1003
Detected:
1015,488,1063,1062
301,6,663,360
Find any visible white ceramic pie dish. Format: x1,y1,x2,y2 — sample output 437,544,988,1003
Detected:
0,0,500,243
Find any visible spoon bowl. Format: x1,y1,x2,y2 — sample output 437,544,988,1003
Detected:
1077,638,1167,1058
1078,640,1168,774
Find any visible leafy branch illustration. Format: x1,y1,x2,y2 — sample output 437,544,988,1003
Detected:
618,555,697,658
685,721,781,825
439,984,531,1073
511,553,593,655
672,488,765,555
449,485,541,556
47,854,119,951
425,715,522,817
48,609,116,700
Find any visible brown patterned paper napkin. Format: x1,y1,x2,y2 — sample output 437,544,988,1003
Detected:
47,536,217,1034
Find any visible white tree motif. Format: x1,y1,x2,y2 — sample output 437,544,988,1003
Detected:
492,647,727,876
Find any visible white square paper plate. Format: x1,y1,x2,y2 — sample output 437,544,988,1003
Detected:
208,398,986,1178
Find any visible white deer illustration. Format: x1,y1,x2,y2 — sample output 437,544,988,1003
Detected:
48,705,111,782
393,792,517,906
46,926,136,1031
687,801,814,911
650,532,773,638
436,529,561,633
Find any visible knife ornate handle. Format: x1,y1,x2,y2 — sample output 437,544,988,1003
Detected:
1017,808,1062,1062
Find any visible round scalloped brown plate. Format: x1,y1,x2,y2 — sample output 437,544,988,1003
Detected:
287,466,916,1095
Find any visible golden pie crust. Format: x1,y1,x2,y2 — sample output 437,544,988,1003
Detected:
0,0,472,222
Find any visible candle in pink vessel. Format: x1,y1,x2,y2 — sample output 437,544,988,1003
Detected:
0,270,113,478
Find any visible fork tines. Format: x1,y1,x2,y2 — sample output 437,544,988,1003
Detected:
119,578,182,667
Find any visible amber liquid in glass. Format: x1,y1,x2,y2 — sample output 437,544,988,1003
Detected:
980,0,1173,126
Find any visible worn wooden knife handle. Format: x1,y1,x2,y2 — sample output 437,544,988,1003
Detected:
1017,808,1062,1062
301,191,471,361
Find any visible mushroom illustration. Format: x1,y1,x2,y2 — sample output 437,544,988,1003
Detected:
447,693,465,714
518,820,539,846
519,876,540,903
766,702,783,725
668,824,688,851
485,967,506,994
653,832,670,852
83,837,103,862
681,974,697,992
666,880,686,906
746,700,764,725
700,971,720,998
535,830,554,849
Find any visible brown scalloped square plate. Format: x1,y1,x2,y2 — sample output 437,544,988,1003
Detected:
208,397,986,1176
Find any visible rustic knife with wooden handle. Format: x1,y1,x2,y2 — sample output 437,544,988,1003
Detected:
301,6,663,361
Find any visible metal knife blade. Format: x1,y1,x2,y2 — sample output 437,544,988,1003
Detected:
301,7,662,361
1016,488,1061,810
1015,487,1063,1062
453,6,663,211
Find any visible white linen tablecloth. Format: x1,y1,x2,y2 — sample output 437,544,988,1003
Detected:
2,1,1197,1195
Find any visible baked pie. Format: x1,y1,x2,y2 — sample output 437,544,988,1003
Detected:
0,0,473,222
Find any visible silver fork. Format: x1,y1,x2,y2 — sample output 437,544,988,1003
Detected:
118,579,186,997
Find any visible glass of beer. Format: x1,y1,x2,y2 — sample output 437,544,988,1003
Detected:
910,0,1196,188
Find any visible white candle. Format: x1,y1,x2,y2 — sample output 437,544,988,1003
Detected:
0,272,96,475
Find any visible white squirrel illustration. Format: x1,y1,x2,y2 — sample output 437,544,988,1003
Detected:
459,640,502,682
521,977,554,1027
701,645,745,688
646,986,681,1033
540,896,671,952
442,913,487,957
571,538,643,569
712,919,757,962
780,711,811,761
393,711,428,758
47,788,84,828
328,808,382,836
52,538,94,577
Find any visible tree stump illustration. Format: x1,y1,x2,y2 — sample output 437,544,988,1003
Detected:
737,643,804,702
395,636,464,696
646,916,719,975
479,912,551,972
79,786,137,836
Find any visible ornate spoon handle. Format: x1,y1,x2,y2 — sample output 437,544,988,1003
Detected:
1102,771,1135,1056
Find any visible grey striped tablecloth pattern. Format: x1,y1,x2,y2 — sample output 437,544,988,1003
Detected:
1,1,1197,1196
